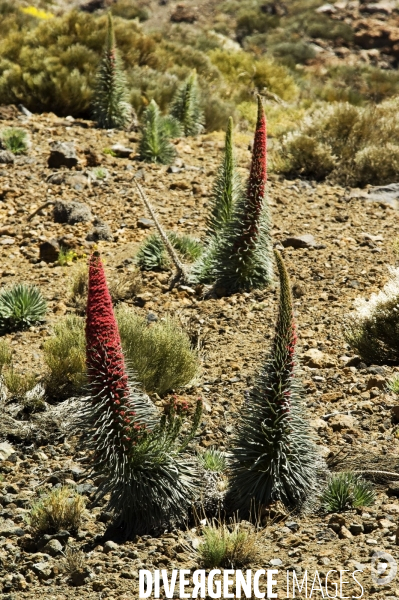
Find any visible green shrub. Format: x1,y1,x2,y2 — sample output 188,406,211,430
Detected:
306,15,353,42
117,306,199,395
0,339,11,373
28,486,85,536
136,232,202,271
43,309,199,397
0,284,47,333
346,266,399,365
198,448,227,473
274,99,399,185
228,251,321,514
111,0,150,21
3,367,37,400
43,315,87,399
198,520,258,569
388,375,399,395
322,472,375,512
272,41,316,66
170,71,204,136
138,99,179,164
0,127,30,154
92,13,131,129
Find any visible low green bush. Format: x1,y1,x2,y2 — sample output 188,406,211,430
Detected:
43,309,199,397
322,472,375,512
136,232,202,271
0,284,47,333
1,127,30,154
28,486,85,536
346,266,399,365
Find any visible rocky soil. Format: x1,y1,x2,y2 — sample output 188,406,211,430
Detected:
0,105,399,598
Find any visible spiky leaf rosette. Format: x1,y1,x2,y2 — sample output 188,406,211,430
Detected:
170,72,204,136
211,96,273,293
207,117,240,237
82,252,155,470
79,252,202,535
92,13,131,129
138,100,178,164
192,117,241,283
228,250,321,514
98,397,203,535
0,284,47,332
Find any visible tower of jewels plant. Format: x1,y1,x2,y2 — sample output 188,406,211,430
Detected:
228,250,321,514
78,252,202,534
92,13,131,129
170,71,204,137
211,96,273,293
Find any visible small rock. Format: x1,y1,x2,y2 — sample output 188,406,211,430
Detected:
329,414,356,432
84,147,101,167
0,442,15,462
316,3,336,13
53,200,92,225
137,217,154,229
32,561,53,580
70,568,92,587
0,150,15,164
39,239,60,263
170,3,197,23
310,417,328,432
328,514,346,533
111,144,134,158
387,483,399,497
286,521,299,532
42,539,63,557
302,348,335,368
64,173,89,191
103,540,119,554
281,234,323,249
391,406,399,423
339,526,353,539
349,523,364,535
48,142,78,169
86,218,113,242
270,558,283,566
366,375,385,390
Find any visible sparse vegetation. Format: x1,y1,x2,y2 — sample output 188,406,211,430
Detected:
170,72,204,136
0,339,12,373
138,99,179,164
274,99,399,185
28,486,85,536
42,315,86,399
198,519,258,569
92,13,131,129
117,306,199,395
198,448,227,473
346,266,399,365
322,472,375,512
58,248,78,266
2,367,37,400
136,232,202,271
0,284,47,333
1,127,30,154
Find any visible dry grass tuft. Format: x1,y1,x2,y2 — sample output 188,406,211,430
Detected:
198,518,259,569
28,486,85,536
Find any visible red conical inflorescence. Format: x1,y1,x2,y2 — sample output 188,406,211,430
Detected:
86,252,141,453
232,95,267,256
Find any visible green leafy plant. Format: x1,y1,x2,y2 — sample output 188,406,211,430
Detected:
193,116,241,283
228,250,321,515
346,266,399,365
322,472,375,512
58,247,79,266
92,13,131,129
43,315,87,400
3,367,37,400
0,339,12,373
170,71,204,136
198,448,227,473
78,252,202,534
388,375,399,395
0,284,47,332
1,127,30,154
211,96,273,293
198,519,258,569
136,232,202,271
138,99,179,164
91,166,108,180
27,486,86,536
117,305,199,395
